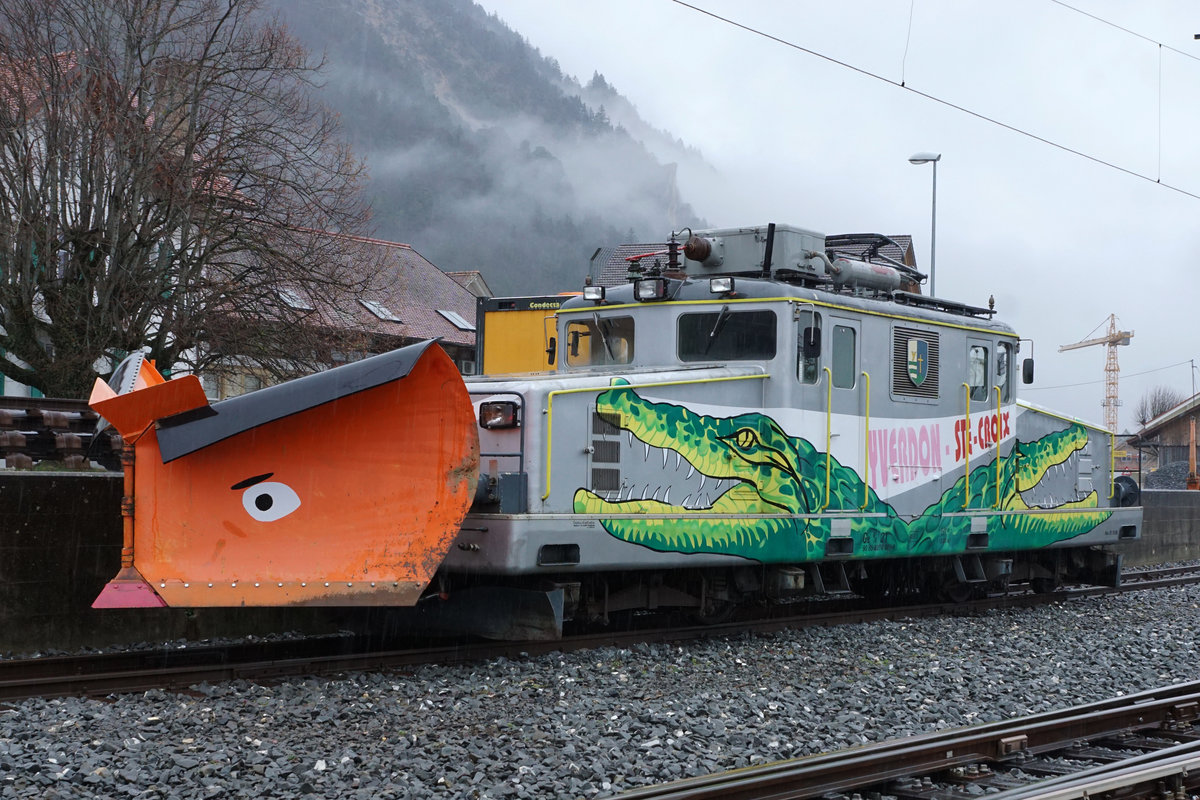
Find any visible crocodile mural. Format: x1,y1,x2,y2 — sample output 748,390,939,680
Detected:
572,383,1112,561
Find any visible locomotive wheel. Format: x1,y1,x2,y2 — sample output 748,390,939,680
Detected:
691,599,737,625
941,581,975,604
1031,577,1059,594
854,569,896,602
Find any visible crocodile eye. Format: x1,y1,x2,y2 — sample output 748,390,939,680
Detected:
734,429,758,448
241,482,301,522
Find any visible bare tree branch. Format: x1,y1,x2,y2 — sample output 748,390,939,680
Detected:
0,0,383,396
1135,385,1186,427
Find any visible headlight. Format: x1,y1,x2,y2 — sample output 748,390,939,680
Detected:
634,278,668,301
709,277,734,294
479,400,520,429
583,286,606,302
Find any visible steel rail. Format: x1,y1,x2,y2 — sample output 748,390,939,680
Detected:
985,739,1200,800
614,682,1200,799
3,566,1199,702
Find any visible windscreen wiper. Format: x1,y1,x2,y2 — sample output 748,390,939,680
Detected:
592,312,615,360
704,305,730,354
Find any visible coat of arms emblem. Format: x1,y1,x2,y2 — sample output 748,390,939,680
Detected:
907,338,928,386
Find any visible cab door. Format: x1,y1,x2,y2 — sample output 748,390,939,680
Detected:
829,317,867,496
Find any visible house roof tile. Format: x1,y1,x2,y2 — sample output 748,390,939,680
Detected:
324,234,477,348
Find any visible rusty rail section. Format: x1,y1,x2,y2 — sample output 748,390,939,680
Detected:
0,397,121,470
616,682,1200,800
0,634,569,702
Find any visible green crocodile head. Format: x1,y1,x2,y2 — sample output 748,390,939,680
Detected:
924,420,1113,552
573,384,1112,561
572,384,896,559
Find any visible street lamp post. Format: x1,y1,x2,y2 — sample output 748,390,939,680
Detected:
909,152,941,297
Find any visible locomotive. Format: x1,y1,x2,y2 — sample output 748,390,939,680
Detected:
89,223,1142,639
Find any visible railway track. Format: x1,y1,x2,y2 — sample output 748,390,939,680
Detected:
614,680,1200,800
1,564,1195,702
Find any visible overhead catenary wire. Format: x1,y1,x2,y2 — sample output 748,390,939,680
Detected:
900,0,916,86
667,0,1200,203
1023,359,1193,392
1048,0,1200,61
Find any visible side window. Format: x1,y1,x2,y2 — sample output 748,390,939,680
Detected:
832,324,856,389
997,342,1013,402
968,344,989,402
565,316,634,367
678,309,776,361
796,310,821,384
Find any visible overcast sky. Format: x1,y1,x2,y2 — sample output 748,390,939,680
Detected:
475,0,1200,434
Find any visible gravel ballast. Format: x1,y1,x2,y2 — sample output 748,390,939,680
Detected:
3,585,1199,799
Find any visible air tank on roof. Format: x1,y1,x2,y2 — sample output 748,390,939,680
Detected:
828,257,902,292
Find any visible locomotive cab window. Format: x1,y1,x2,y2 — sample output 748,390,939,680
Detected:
997,342,1013,402
678,308,776,361
796,310,822,384
832,324,856,389
968,344,989,402
565,315,634,367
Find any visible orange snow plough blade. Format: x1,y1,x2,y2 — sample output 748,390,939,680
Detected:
91,341,479,608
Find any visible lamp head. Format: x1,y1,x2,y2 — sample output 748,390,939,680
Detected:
909,152,942,165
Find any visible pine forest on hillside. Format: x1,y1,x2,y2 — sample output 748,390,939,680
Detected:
271,0,707,295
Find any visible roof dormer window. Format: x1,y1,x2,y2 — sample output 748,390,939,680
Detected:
360,299,402,323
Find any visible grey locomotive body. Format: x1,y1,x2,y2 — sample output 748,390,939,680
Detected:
435,224,1140,637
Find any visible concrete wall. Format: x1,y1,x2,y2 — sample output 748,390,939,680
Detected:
1122,489,1200,567
2,475,1197,652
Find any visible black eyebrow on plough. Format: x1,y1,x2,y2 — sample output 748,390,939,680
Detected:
231,473,274,491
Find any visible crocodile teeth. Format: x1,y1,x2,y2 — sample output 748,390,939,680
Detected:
627,431,634,447
685,464,695,480
675,451,682,470
699,474,706,492
644,443,650,461
662,449,668,468
663,487,670,505
651,486,661,502
682,494,693,508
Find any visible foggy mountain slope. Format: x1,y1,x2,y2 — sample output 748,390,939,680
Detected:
270,0,706,295
576,71,708,175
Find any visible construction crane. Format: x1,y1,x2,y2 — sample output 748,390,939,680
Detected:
1059,314,1134,432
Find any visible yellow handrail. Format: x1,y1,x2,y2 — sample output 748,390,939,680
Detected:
962,383,971,508
541,372,770,500
1109,430,1116,500
993,386,1004,508
822,366,833,511
860,370,871,511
